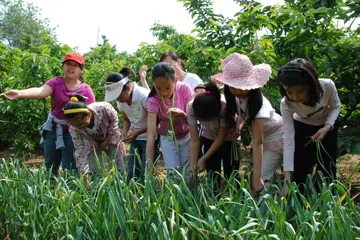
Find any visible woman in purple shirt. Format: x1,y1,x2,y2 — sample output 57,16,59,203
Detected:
2,52,95,175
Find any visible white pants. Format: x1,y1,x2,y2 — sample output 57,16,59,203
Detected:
262,151,283,188
160,133,190,177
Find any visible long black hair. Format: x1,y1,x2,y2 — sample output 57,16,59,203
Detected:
277,58,323,107
193,82,221,120
63,94,89,119
148,62,176,97
105,67,136,91
224,85,263,126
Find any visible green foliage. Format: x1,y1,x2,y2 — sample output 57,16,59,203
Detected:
0,159,359,239
0,0,55,49
0,0,359,154
179,0,360,153
0,38,71,151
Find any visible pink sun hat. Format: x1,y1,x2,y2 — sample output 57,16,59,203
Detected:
213,53,272,90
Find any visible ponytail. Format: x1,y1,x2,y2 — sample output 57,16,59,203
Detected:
192,82,221,120
246,88,263,124
224,85,237,127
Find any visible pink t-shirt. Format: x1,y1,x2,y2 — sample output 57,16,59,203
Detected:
187,95,234,141
45,76,95,119
147,82,193,139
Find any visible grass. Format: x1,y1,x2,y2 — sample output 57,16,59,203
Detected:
0,157,360,239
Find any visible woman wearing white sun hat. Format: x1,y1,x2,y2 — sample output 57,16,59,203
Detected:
213,53,284,195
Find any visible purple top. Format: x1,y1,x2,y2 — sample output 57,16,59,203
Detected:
45,76,95,119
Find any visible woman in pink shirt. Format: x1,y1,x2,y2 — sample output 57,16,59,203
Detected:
187,82,240,184
146,62,193,178
277,58,340,193
64,95,125,175
2,53,95,175
214,53,284,195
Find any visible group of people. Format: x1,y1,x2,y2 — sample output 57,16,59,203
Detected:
1,51,341,195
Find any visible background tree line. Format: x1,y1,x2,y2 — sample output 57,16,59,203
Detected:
0,0,359,155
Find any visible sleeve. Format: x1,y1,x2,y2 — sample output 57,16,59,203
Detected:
69,127,92,174
140,95,148,110
325,79,341,127
147,97,159,114
255,97,271,119
186,101,197,126
192,74,203,89
280,99,295,172
44,77,59,90
181,83,194,105
116,101,123,112
85,85,96,104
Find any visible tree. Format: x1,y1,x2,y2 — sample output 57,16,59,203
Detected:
0,0,55,49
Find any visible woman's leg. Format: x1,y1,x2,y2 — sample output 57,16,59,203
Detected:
201,137,222,174
201,136,223,187
221,141,239,179
261,151,282,189
178,134,191,177
317,124,338,182
128,140,140,178
88,149,104,174
61,131,76,172
160,136,181,177
43,130,62,175
293,120,320,189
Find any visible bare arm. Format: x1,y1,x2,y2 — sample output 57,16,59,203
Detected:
200,127,227,162
251,118,265,194
139,65,150,90
145,112,158,169
140,79,150,90
189,124,200,176
3,85,53,100
121,112,131,136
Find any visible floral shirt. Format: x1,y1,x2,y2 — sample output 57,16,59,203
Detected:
69,102,126,173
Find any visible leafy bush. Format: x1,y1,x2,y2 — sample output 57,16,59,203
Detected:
0,0,359,155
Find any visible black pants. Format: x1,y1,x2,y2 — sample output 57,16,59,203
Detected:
293,120,338,187
201,137,239,180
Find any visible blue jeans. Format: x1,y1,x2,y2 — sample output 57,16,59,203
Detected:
43,130,76,174
128,138,159,178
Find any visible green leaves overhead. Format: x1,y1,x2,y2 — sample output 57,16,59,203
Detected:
0,0,359,154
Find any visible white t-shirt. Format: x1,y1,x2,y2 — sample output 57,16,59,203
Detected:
183,73,203,90
280,78,341,171
117,83,150,141
237,95,283,152
238,95,283,140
